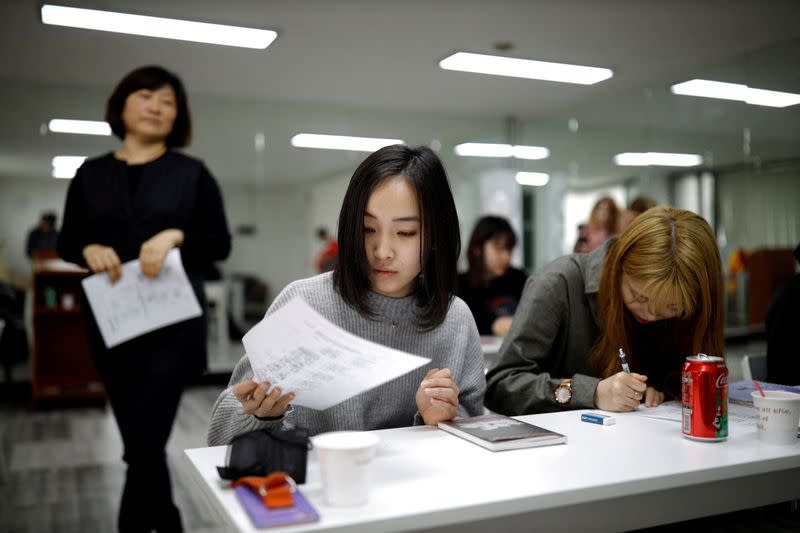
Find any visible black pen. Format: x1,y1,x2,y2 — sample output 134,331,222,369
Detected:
618,348,631,374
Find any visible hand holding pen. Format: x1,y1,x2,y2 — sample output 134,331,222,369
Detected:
592,348,648,411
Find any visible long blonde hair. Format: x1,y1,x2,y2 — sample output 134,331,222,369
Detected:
588,206,724,378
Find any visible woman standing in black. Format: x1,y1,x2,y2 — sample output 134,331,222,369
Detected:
57,66,231,532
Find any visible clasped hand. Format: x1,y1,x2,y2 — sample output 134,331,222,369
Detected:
594,371,665,411
416,367,460,425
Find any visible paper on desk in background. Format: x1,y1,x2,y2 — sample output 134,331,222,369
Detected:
243,297,430,410
81,249,202,348
626,401,760,427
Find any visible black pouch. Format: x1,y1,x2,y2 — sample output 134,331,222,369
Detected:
217,427,310,483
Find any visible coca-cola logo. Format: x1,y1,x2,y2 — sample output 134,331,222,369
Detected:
716,373,728,388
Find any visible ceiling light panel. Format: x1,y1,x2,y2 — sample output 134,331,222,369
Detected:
454,143,550,160
290,134,404,152
41,4,277,49
515,172,550,187
613,152,703,167
48,119,111,136
440,52,613,85
671,79,800,108
51,155,87,178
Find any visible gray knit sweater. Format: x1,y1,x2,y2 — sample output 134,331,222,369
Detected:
207,273,486,446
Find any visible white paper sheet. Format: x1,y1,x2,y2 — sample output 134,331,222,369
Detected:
242,297,431,410
627,400,759,427
81,249,202,348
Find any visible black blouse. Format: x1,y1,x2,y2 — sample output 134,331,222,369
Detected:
57,151,231,276
457,267,528,335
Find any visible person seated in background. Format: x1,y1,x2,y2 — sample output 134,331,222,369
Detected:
208,144,486,447
457,216,527,337
485,206,724,415
617,195,658,234
766,242,800,385
573,223,590,253
313,226,339,273
585,196,620,252
25,211,59,259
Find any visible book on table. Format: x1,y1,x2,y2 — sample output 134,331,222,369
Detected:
234,485,319,529
728,380,800,406
438,414,567,451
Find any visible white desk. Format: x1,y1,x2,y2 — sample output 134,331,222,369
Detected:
184,408,800,532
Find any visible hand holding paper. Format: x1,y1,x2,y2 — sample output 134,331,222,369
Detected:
139,229,185,278
233,379,295,418
242,297,430,411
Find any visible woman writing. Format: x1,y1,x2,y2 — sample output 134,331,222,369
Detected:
58,66,231,532
485,206,723,414
208,144,486,446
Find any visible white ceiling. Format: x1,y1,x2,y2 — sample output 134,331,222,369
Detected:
1,0,799,185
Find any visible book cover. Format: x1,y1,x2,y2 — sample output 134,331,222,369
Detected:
728,380,800,406
438,414,567,452
234,485,320,529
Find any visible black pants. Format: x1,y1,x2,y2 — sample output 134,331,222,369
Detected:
91,319,204,533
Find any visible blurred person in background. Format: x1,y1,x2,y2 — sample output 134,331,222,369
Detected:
458,216,527,337
617,195,658,234
585,196,620,252
25,211,59,258
313,226,338,273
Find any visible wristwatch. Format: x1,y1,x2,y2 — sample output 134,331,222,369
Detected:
554,379,573,407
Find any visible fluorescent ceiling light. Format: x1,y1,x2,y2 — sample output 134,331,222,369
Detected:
613,152,703,167
52,155,86,179
440,52,613,85
454,143,550,160
48,119,111,136
41,4,277,49
515,172,550,187
291,134,404,152
671,79,800,108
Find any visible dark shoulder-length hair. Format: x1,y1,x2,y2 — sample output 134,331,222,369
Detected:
465,215,517,288
333,144,460,331
105,65,192,148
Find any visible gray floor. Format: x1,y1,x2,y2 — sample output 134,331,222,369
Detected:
0,385,230,533
2,338,798,533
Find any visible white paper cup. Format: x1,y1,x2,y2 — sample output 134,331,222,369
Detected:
751,390,800,445
311,431,379,506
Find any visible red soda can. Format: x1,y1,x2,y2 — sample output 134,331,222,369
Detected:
681,353,728,441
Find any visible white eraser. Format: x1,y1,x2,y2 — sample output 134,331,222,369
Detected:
581,412,616,425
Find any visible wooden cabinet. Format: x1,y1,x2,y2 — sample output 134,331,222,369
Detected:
31,258,104,403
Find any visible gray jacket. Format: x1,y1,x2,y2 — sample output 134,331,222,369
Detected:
485,242,608,414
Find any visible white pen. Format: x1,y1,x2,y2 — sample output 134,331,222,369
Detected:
618,348,631,374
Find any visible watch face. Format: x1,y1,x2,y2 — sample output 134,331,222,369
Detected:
555,385,571,404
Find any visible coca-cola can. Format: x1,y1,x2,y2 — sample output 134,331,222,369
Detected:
681,353,728,441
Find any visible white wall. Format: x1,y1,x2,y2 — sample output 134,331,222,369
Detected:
220,183,309,305
307,173,350,275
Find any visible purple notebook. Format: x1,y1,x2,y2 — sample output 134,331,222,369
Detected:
234,485,320,529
